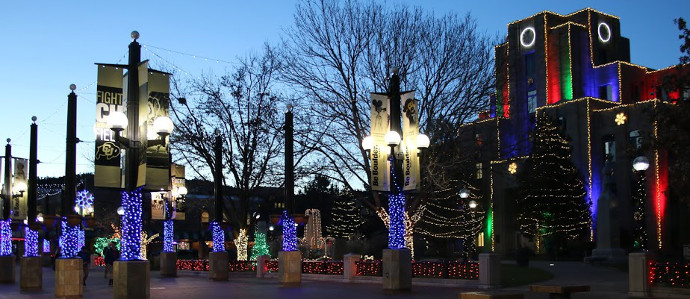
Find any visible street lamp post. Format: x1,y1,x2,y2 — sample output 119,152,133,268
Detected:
208,132,229,281
632,155,649,251
0,139,27,283
20,116,42,291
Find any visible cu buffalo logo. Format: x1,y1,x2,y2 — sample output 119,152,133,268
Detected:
96,142,121,160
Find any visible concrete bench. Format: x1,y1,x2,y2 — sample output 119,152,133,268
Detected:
529,285,590,299
459,291,524,299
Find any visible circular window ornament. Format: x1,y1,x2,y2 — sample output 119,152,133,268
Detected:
598,22,611,43
520,27,536,47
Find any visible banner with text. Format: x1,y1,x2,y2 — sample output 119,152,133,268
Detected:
400,92,420,191
94,65,124,188
370,93,390,191
145,71,171,190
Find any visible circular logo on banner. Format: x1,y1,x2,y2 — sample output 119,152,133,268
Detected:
520,27,536,48
598,22,611,43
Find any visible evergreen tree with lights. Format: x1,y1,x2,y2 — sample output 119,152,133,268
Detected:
326,194,361,238
250,230,269,260
517,115,591,254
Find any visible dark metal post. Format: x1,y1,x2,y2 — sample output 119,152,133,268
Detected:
214,134,223,222
125,34,141,192
284,107,294,215
388,69,403,188
63,88,77,217
28,117,38,224
2,141,10,220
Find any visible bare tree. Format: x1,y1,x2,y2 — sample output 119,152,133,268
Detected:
282,0,496,235
169,45,292,260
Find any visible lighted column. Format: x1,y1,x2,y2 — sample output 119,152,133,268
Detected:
21,116,41,291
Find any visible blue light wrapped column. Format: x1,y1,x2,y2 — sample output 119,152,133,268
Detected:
388,192,406,249
281,210,297,251
211,221,225,252
163,219,174,252
120,189,143,261
0,219,11,256
24,227,39,257
59,218,80,258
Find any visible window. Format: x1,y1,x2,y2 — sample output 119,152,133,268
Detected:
527,90,537,113
201,211,209,224
475,133,482,146
629,130,642,150
604,135,616,162
599,85,613,101
476,163,483,179
477,232,485,247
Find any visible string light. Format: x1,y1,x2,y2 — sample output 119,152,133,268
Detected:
59,218,80,258
250,232,269,260
120,188,143,261
140,231,159,260
75,189,94,209
281,210,297,251
163,219,174,252
42,239,51,253
302,261,344,275
24,226,39,257
78,228,85,249
235,228,248,260
211,221,225,253
0,220,12,256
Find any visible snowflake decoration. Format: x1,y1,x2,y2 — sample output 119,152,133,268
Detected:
75,190,94,209
508,162,518,174
615,112,627,125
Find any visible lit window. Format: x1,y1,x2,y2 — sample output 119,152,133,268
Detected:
476,163,483,179
477,232,485,247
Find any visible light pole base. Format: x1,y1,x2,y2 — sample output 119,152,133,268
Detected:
0,255,15,283
20,256,42,291
159,252,177,277
278,251,302,287
382,248,411,292
114,260,150,299
208,252,228,281
55,258,82,298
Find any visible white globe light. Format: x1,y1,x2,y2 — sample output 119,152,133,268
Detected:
459,188,470,199
153,116,174,135
632,156,650,171
384,131,401,146
177,186,188,196
269,225,275,231
362,136,374,151
14,182,27,193
107,111,128,131
469,200,478,209
416,134,430,149
117,206,125,216
37,215,44,223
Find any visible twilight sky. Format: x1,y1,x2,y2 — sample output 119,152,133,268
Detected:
0,0,687,179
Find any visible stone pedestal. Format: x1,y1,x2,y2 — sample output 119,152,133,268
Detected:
256,255,270,278
55,258,83,299
382,248,411,291
208,252,228,281
629,252,653,297
20,257,42,291
278,251,302,287
114,260,150,299
0,255,15,283
479,253,500,289
343,254,361,281
159,252,177,277
589,248,627,264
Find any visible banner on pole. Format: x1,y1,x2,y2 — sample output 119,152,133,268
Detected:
400,91,420,191
370,93,391,192
94,65,124,188
145,71,171,190
11,158,28,220
171,164,186,220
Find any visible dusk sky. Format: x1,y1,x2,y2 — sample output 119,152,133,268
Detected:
1,0,688,179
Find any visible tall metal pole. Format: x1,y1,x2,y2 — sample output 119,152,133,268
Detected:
388,69,403,189
2,141,11,220
125,32,141,192
214,134,223,222
63,86,77,217
28,117,38,224
284,107,294,215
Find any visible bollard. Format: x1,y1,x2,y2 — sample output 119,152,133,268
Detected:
479,253,500,289
628,252,653,297
343,254,361,281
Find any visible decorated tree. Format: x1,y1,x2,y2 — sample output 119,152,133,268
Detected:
516,115,590,253
326,194,361,239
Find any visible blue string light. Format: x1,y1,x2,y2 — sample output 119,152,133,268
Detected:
281,210,297,251
163,219,174,252
388,158,407,249
120,188,143,261
211,221,225,252
0,219,11,256
24,226,39,257
42,239,51,253
78,229,85,249
59,218,80,258
75,190,94,209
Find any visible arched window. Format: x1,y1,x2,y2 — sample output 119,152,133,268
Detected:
201,211,209,224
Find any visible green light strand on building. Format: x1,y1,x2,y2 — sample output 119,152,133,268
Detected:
560,34,573,100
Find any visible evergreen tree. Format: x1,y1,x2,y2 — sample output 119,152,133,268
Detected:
517,115,591,249
326,194,361,238
250,231,269,260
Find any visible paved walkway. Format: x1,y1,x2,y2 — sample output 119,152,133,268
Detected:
0,260,631,298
